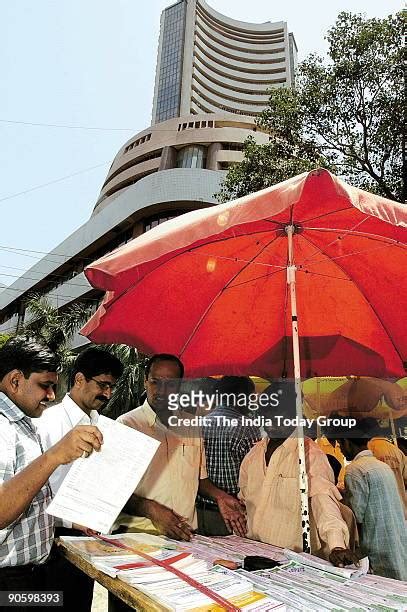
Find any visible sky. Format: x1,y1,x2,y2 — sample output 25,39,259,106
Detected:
0,0,401,288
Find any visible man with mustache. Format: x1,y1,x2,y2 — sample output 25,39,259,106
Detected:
38,347,123,494
37,346,123,612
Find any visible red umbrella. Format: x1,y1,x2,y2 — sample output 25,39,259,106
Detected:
82,169,406,380
81,168,406,553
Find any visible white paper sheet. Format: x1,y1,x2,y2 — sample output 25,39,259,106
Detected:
46,415,160,533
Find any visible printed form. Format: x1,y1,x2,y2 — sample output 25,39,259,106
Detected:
46,415,160,533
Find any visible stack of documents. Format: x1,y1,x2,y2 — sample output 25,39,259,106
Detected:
130,567,286,611
110,552,207,583
59,534,407,610
236,561,407,611
164,534,288,565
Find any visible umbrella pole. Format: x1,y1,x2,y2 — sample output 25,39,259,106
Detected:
316,379,321,439
286,225,311,553
388,403,397,446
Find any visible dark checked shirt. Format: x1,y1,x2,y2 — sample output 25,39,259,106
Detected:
0,393,54,566
199,405,261,506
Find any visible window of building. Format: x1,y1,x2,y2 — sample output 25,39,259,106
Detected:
124,133,152,153
143,210,185,233
222,143,244,151
155,2,186,123
176,145,207,169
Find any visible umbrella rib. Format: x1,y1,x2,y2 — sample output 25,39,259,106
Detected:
195,251,286,270
297,269,353,282
178,234,283,359
299,226,405,266
98,227,288,308
299,233,405,368
222,267,285,289
299,240,402,267
298,206,353,225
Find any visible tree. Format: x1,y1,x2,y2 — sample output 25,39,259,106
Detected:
20,294,94,396
218,11,405,203
21,293,93,375
0,333,12,349
19,293,144,415
97,344,146,420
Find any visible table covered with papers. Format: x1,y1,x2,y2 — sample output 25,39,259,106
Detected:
58,533,407,611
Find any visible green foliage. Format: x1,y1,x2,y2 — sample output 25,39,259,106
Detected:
218,11,405,203
0,333,12,349
97,344,146,419
21,294,93,374
19,294,94,397
17,293,145,415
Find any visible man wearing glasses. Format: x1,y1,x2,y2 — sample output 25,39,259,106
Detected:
37,346,123,612
38,347,123,493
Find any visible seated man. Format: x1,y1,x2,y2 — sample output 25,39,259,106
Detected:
239,381,358,567
116,354,246,541
336,422,407,580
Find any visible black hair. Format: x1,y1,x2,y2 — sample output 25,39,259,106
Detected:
0,337,61,380
326,417,378,443
263,379,297,418
69,347,124,388
145,354,184,379
215,376,255,397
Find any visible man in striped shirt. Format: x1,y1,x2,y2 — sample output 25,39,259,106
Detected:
0,338,103,611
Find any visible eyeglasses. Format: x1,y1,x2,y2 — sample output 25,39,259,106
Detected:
86,377,116,392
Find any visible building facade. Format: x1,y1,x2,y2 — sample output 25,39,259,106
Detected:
152,0,297,123
0,1,296,337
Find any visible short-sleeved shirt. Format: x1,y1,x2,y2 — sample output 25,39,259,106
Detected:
0,393,54,566
116,401,207,532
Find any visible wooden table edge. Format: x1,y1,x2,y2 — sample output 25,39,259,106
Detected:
58,540,168,612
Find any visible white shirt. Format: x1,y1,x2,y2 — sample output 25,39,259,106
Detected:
37,394,98,495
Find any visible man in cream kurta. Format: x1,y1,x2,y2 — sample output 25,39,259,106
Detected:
239,435,357,564
117,399,207,532
116,354,247,541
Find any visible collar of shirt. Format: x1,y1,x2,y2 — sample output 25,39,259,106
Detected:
64,393,99,426
0,391,32,424
138,400,195,438
139,399,160,427
353,449,373,461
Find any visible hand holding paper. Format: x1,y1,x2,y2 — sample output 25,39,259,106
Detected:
47,415,160,533
47,425,103,465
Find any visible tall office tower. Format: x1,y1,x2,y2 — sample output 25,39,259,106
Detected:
0,1,296,338
152,0,297,123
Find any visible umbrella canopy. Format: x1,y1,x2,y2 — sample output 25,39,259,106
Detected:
82,169,407,379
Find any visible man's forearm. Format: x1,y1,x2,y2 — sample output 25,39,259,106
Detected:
198,478,228,502
0,449,59,529
123,494,158,518
311,494,349,551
